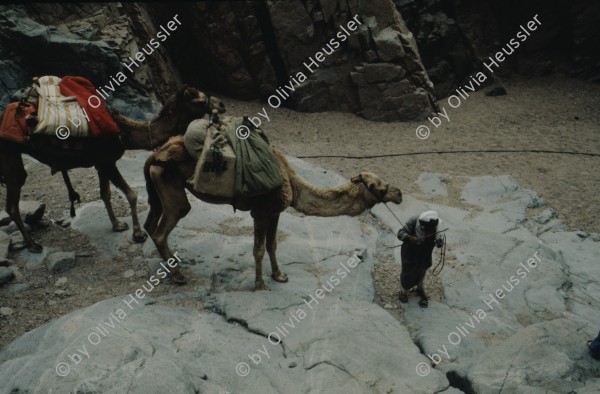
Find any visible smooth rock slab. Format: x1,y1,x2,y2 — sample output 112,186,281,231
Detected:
0,297,448,394
417,173,449,196
373,174,600,391
468,318,600,393
4,160,599,393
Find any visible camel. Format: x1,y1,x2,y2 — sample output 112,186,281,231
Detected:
0,85,225,253
143,135,403,290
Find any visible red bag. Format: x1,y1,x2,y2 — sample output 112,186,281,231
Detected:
0,102,36,143
59,76,120,137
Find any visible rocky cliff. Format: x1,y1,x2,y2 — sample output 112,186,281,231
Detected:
0,0,598,122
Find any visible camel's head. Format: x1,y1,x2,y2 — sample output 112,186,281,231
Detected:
180,85,226,117
351,172,403,204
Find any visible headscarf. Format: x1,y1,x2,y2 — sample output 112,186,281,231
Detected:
415,210,442,239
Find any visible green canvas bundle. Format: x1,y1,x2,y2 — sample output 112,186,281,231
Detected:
222,117,282,197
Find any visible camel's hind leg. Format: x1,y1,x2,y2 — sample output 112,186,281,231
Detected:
143,203,161,237
252,215,269,290
61,171,80,218
1,153,42,252
143,159,162,236
96,164,129,233
266,214,288,283
147,164,190,284
103,163,147,243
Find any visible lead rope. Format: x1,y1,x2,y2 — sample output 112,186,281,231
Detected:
147,120,154,148
383,203,409,233
431,234,447,276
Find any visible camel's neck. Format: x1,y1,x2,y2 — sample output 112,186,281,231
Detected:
115,111,197,150
289,175,372,217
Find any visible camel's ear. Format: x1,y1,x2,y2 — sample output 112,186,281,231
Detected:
351,174,363,183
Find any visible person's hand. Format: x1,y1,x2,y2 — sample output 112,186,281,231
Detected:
404,235,419,243
212,133,228,146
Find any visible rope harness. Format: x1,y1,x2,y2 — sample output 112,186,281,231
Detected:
431,233,447,276
147,120,154,148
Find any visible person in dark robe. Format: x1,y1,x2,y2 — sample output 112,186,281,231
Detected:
588,330,600,360
397,210,444,307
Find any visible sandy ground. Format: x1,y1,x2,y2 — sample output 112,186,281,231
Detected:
1,75,599,349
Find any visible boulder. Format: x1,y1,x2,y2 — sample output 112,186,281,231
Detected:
9,232,26,251
6,283,28,293
0,201,46,226
373,27,406,61
362,63,406,83
0,232,10,260
21,201,46,225
0,306,14,316
0,214,9,227
0,267,15,286
46,252,76,274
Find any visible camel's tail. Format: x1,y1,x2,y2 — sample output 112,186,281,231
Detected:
144,154,162,213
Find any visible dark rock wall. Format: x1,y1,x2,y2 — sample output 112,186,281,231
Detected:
464,0,600,81
0,0,598,122
0,3,178,118
145,0,438,121
398,0,600,98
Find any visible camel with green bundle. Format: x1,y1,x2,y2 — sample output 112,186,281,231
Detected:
143,131,403,289
0,85,225,252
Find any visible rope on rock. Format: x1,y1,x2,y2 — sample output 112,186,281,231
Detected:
297,149,600,160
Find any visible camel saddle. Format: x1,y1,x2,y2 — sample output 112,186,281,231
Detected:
33,75,90,137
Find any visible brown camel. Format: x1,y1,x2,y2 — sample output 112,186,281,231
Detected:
143,135,403,290
0,86,225,253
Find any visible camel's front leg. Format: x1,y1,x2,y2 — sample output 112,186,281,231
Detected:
96,165,129,233
6,181,42,253
61,171,80,218
106,164,147,243
2,154,42,253
148,165,191,284
266,215,288,283
253,216,268,290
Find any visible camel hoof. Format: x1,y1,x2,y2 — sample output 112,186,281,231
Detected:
272,271,288,283
419,298,429,308
27,242,43,253
399,293,408,303
255,282,270,291
113,222,129,232
133,231,148,243
171,270,187,285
